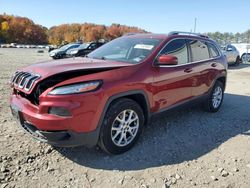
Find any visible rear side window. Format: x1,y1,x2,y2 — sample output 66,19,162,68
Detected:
187,40,210,62
207,43,220,58
160,39,188,65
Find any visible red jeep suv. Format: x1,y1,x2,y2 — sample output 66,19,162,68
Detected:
10,32,227,154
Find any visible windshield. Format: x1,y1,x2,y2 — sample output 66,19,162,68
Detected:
78,43,90,49
87,37,162,64
60,44,80,51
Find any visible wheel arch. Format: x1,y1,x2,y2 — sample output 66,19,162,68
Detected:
103,90,151,125
216,76,226,91
241,53,246,60
90,90,151,147
93,90,151,148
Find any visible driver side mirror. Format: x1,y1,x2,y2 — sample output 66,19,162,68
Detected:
157,54,178,65
227,47,233,51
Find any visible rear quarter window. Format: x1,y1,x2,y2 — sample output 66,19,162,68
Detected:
187,40,210,62
207,43,220,58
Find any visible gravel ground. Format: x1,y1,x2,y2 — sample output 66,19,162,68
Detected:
0,48,250,188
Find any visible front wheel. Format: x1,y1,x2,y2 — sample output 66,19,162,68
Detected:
235,56,240,66
203,81,224,112
98,98,144,154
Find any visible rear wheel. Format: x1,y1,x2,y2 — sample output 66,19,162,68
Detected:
99,98,144,154
204,81,224,112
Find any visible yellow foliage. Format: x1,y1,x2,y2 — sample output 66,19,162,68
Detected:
1,21,9,31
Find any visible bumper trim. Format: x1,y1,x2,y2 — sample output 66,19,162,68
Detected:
39,129,99,148
20,119,99,148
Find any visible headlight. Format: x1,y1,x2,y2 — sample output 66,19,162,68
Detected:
70,50,78,54
48,81,102,95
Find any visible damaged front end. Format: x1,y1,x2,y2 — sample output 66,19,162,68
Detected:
11,67,116,105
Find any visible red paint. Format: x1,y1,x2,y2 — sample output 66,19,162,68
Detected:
10,34,227,136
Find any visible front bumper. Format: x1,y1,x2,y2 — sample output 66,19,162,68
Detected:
9,92,106,147
10,105,100,147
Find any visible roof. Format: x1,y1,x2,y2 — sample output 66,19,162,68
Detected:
124,33,169,39
124,32,212,41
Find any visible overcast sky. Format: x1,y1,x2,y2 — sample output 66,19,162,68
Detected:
1,0,250,33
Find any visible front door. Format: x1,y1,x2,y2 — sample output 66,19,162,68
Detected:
152,38,194,111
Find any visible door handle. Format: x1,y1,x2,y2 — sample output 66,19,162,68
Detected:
211,63,217,67
184,68,193,73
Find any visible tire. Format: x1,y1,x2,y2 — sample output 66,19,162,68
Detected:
98,98,144,154
203,81,224,113
235,56,240,66
241,53,249,63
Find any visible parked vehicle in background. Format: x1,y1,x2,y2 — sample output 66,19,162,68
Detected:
10,43,17,48
47,45,57,52
1,44,11,48
10,32,227,154
16,44,25,48
49,43,81,59
231,43,250,62
0,43,17,48
221,44,240,66
66,42,105,57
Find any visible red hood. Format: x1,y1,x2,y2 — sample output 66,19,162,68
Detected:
22,57,132,78
12,57,133,95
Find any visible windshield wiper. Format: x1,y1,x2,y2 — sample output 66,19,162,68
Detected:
92,56,106,60
84,56,106,60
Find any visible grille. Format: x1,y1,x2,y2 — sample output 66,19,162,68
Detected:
11,71,40,91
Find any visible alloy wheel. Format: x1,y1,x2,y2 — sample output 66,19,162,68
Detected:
111,109,139,147
212,86,223,108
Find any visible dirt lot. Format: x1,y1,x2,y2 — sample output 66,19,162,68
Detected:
0,48,250,188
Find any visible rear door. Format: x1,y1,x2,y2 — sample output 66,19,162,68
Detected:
186,39,219,97
152,38,194,110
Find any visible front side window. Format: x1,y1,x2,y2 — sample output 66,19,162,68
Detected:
188,40,210,62
159,39,188,65
88,37,162,64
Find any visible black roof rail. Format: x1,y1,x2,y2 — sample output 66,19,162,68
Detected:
123,32,143,36
168,31,209,38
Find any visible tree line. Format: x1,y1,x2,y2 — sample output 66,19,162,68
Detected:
1,14,250,46
48,23,146,45
0,14,48,44
0,14,146,45
206,31,250,45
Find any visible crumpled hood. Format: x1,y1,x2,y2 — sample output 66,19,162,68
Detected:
22,57,132,79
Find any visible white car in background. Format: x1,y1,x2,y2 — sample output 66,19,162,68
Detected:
231,43,250,62
222,44,241,66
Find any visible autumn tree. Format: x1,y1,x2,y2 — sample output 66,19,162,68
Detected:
48,23,147,45
0,14,48,44
0,14,147,45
